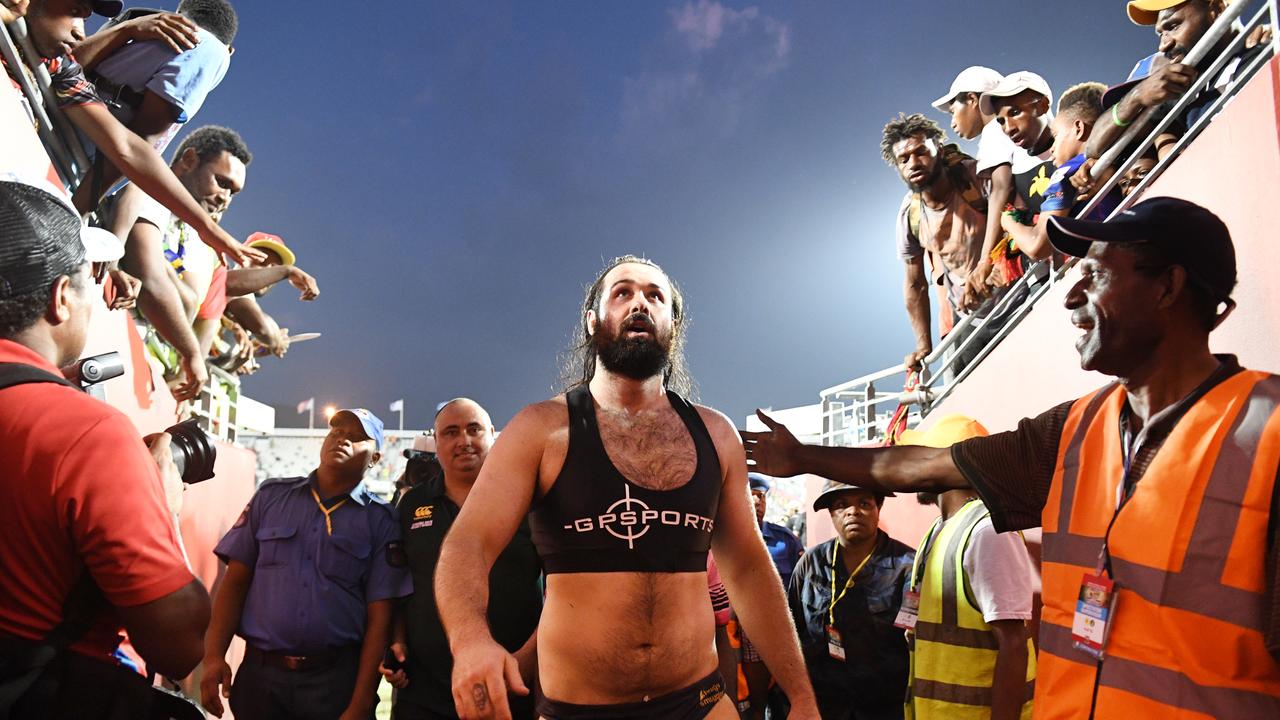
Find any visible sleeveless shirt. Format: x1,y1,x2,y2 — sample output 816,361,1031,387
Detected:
529,385,722,573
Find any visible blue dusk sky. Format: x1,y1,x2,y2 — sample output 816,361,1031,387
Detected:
120,1,1155,428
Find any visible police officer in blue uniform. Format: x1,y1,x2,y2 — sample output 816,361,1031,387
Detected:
749,473,804,587
200,408,412,720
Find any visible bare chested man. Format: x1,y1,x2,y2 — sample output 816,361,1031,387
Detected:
435,256,818,719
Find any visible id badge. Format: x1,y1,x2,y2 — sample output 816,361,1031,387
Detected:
1071,573,1118,660
826,625,846,661
894,590,920,630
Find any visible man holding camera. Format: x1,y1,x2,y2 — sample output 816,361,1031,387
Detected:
380,398,542,720
201,407,411,720
0,177,210,718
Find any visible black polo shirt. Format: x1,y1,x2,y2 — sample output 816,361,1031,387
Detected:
394,483,543,718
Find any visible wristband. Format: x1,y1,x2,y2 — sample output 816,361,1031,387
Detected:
1111,105,1131,128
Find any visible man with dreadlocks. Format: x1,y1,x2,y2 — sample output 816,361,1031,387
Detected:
435,256,818,719
884,112,989,373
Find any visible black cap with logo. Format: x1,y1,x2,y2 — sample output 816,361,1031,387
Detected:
1046,196,1237,304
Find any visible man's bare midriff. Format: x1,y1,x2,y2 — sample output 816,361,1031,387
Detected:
537,571,718,704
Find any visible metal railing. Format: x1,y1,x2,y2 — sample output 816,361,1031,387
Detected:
1,16,91,185
820,0,1279,445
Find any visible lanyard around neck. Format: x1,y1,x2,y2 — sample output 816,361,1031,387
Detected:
310,486,349,535
829,542,874,626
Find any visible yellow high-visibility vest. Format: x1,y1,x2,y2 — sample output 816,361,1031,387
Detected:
907,498,1035,720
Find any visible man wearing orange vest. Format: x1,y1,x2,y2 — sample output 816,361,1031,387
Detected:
744,196,1280,718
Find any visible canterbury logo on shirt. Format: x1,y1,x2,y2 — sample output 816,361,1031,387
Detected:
562,484,715,549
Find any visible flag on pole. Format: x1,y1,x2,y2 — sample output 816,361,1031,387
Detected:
297,397,314,414
389,399,404,413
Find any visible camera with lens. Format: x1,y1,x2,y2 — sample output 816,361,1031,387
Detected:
401,434,443,494
165,418,217,484
72,352,217,484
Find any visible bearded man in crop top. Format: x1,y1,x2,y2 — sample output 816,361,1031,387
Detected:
436,256,819,719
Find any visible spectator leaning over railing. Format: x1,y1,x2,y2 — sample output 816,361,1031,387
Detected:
883,113,987,372
68,0,237,204
746,198,1280,718
1000,82,1120,261
1084,0,1272,168
0,176,210,719
979,72,1056,219
106,124,248,401
9,0,262,266
930,67,1039,314
202,231,320,362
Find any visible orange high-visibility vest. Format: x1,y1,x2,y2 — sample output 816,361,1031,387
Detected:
1035,371,1280,719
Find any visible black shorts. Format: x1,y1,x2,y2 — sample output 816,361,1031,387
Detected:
536,671,726,720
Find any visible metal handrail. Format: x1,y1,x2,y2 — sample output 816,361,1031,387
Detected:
0,19,79,182
819,0,1277,446
4,17,92,178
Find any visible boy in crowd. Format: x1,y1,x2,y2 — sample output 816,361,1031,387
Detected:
1000,82,1120,260
932,66,1029,312
980,71,1056,216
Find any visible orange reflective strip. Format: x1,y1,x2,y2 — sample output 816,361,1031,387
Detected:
1043,385,1115,535
1224,377,1280,590
1108,372,1260,573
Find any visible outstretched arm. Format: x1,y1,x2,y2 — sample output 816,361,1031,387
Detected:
64,102,262,266
703,408,819,719
437,403,553,719
742,410,968,494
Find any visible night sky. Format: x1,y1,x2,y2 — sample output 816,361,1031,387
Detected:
113,1,1153,428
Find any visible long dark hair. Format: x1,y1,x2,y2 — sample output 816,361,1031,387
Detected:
559,255,695,398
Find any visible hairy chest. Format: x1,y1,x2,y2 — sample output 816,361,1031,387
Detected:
595,408,697,490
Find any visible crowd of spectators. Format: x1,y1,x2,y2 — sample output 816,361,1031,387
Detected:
3,0,320,409
886,0,1269,382
1,0,1275,719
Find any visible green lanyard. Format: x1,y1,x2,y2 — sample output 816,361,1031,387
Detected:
829,544,873,626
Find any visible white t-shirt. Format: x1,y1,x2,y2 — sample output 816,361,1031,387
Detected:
974,118,1052,178
134,192,219,302
961,516,1035,623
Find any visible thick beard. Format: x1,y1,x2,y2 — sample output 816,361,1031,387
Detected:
905,159,945,193
916,491,939,506
594,315,671,381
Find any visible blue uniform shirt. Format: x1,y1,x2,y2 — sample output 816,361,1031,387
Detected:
214,474,412,654
761,520,804,588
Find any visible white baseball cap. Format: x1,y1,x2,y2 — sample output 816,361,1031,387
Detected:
979,71,1054,115
932,66,1004,112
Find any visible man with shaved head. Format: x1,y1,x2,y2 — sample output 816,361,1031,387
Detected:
436,256,818,719
381,399,542,720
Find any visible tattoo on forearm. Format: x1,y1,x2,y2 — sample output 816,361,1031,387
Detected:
472,683,490,710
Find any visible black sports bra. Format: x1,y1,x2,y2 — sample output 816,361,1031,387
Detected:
529,385,722,574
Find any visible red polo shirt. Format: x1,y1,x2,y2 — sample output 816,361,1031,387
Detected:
0,340,194,660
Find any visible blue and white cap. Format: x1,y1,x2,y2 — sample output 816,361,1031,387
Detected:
332,408,385,450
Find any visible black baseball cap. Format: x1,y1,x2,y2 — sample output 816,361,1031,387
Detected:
93,1,124,18
812,479,893,512
0,176,123,299
1046,196,1236,303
